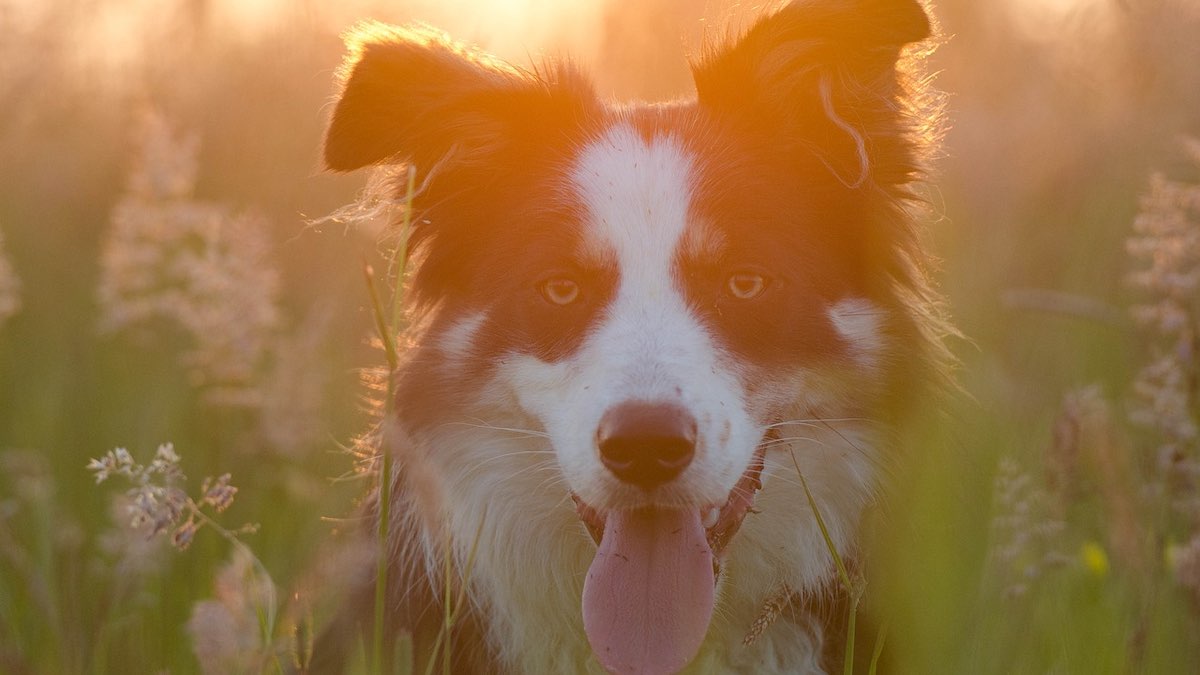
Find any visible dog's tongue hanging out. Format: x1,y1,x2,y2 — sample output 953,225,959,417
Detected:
582,508,715,675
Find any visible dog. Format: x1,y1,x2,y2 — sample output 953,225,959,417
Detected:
318,0,949,672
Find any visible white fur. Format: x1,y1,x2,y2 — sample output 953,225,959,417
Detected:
437,311,488,362
828,298,887,369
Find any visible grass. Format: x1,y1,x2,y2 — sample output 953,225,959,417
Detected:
361,163,416,672
2,1,1200,673
790,450,868,675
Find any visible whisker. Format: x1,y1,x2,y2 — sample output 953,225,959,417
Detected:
438,418,551,438
813,414,898,483
553,491,578,515
758,424,894,483
457,450,557,483
815,415,868,456
536,473,572,497
489,459,561,486
461,448,555,469
765,417,869,429
758,435,829,450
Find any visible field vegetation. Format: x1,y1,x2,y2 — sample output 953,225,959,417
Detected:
1,0,1199,672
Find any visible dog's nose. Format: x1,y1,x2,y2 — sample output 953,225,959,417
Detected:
597,402,696,489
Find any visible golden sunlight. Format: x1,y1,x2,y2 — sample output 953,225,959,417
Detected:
367,0,609,65
1010,0,1104,12
1005,0,1115,40
8,0,613,85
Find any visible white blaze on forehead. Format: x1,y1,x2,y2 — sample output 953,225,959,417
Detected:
539,120,757,505
571,123,694,298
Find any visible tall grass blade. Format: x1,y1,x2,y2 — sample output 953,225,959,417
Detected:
868,619,889,675
368,164,419,672
790,450,864,675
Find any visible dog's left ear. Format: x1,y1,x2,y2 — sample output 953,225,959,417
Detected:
692,0,933,185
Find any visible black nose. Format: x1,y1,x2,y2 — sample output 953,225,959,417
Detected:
597,402,696,489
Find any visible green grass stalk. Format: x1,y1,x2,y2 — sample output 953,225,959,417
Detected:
363,263,394,671
790,450,865,675
366,165,418,672
423,510,486,675
868,618,889,675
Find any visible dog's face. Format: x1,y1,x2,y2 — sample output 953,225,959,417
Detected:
325,2,937,672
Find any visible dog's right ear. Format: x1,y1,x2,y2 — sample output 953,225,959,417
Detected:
324,23,588,173
692,0,933,188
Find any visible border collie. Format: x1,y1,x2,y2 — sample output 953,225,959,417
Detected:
320,0,949,672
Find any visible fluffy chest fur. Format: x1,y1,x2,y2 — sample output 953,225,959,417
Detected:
320,1,948,673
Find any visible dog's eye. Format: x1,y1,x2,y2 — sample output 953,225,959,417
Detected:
540,278,580,305
727,272,767,300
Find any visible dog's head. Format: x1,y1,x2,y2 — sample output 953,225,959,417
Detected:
326,1,940,672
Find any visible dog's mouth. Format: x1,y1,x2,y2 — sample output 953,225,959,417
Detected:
571,446,766,675
571,446,765,560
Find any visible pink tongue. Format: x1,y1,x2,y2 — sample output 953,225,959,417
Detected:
582,508,715,675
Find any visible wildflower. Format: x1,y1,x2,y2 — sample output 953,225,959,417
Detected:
989,456,1071,598
200,474,237,513
1126,140,1200,528
1081,541,1110,577
129,483,188,536
97,109,280,403
1126,154,1200,439
1128,355,1198,444
97,494,168,579
124,108,200,201
188,600,253,675
86,446,137,483
0,227,20,327
88,443,249,550
186,546,277,675
1050,387,1149,576
1172,534,1200,605
152,441,181,467
173,518,198,550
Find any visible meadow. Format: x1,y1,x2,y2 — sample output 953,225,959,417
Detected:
1,0,1199,672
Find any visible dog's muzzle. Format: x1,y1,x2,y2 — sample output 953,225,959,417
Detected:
573,403,766,675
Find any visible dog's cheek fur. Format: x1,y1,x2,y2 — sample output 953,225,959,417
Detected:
707,297,890,653
392,312,604,672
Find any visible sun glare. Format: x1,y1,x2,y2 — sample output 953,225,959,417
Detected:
1005,0,1115,40
217,0,289,32
380,0,608,65
5,0,612,84
216,0,612,72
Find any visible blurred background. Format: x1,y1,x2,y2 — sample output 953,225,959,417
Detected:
1,0,1199,672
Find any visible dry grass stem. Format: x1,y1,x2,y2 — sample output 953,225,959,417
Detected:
0,228,20,327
